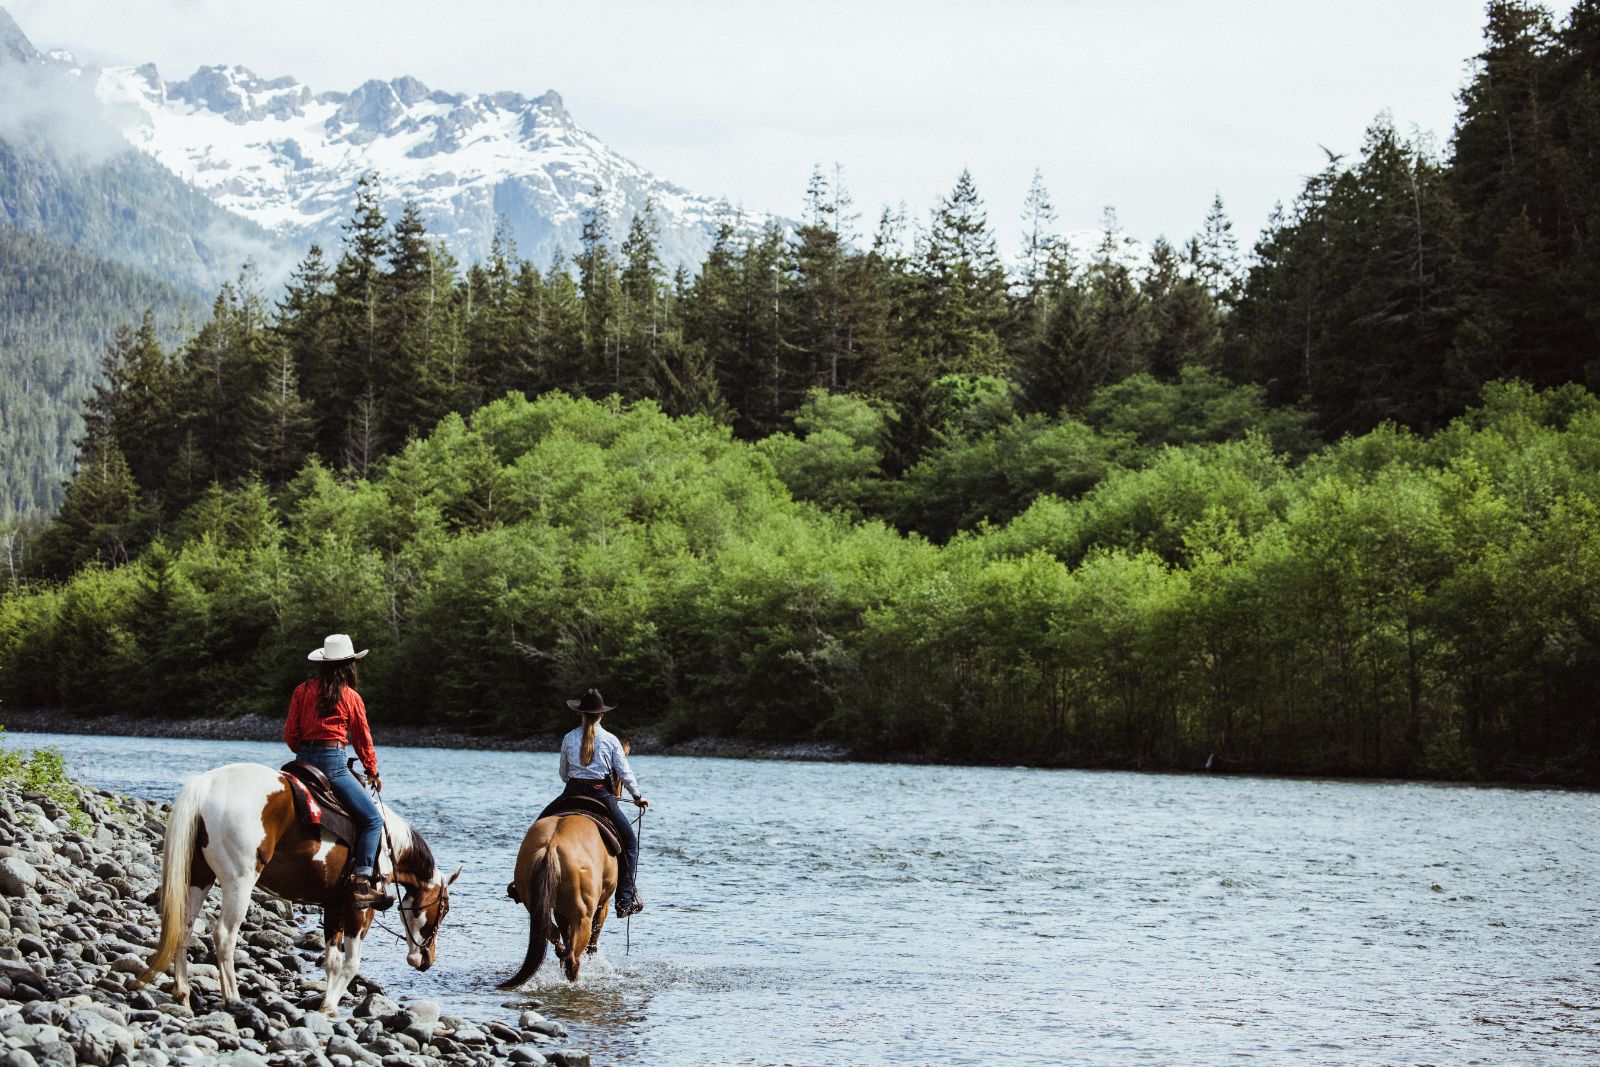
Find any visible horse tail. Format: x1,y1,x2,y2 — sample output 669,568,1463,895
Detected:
500,845,555,988
137,773,208,986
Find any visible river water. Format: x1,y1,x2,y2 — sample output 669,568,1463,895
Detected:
15,731,1600,1065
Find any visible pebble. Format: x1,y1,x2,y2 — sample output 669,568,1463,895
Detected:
0,780,594,1067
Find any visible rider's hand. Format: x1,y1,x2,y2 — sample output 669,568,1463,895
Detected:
372,774,383,793
633,796,648,809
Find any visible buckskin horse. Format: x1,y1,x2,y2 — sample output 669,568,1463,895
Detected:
501,810,618,986
137,763,460,1014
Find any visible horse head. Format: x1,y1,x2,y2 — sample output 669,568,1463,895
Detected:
385,817,463,971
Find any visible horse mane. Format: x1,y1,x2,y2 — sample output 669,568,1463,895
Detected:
404,832,437,881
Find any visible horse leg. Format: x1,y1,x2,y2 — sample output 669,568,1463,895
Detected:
211,874,256,1004
321,923,367,1015
171,884,208,1006
587,898,611,956
565,897,596,981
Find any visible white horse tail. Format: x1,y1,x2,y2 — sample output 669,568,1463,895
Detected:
137,773,209,986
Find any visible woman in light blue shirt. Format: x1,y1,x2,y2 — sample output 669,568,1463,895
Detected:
536,688,649,915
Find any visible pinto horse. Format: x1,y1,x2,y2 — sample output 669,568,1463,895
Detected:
501,813,617,986
137,763,460,1014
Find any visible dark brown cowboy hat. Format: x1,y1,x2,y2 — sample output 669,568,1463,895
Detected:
567,688,616,714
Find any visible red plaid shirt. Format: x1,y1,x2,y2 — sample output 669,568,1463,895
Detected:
284,679,378,777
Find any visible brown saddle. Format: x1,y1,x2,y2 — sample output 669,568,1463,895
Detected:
280,760,359,850
542,794,622,856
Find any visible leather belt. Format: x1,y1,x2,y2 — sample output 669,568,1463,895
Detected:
301,741,345,750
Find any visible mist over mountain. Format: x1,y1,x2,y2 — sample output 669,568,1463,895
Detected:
0,8,296,291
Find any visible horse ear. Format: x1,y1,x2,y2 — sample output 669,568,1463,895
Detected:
446,863,463,886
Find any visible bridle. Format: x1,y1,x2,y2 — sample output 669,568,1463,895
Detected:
373,790,448,957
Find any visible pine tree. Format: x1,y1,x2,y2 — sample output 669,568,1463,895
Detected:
1081,207,1151,389
912,170,1009,386
329,174,390,468
33,421,142,576
649,267,730,419
718,222,789,436
1144,237,1221,378
381,200,452,441
276,244,339,460
617,200,665,400
785,165,860,394
86,311,179,502
1190,193,1242,304
575,184,622,397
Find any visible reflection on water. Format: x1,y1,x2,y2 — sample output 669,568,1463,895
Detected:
22,731,1600,1066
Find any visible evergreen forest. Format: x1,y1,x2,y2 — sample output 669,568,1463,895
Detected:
3,1,1598,782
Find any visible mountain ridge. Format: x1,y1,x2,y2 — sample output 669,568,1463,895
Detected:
87,49,747,271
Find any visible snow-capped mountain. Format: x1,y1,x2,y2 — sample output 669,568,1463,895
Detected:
89,59,740,271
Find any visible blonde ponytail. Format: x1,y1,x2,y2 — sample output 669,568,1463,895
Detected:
579,713,600,765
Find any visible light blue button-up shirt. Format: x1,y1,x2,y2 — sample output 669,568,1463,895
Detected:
559,724,640,800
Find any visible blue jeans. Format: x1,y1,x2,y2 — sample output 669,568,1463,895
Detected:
298,747,383,876
538,778,640,901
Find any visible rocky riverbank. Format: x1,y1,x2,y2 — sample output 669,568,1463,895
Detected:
0,777,591,1067
1,710,851,763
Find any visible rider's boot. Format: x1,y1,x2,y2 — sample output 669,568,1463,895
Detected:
350,873,395,911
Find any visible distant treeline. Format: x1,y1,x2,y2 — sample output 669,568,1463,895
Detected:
2,1,1599,780
1,384,1596,782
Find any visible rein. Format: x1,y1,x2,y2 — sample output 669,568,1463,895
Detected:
371,780,445,955
626,805,644,956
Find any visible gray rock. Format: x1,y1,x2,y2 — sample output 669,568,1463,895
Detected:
378,1009,414,1033
14,936,47,959
485,1020,521,1044
506,1049,548,1066
214,1053,270,1067
188,1011,238,1035
223,1000,271,1036
450,1026,487,1046
324,1036,379,1066
24,1044,72,1067
300,1012,334,1038
545,1053,591,1067
0,859,37,897
352,994,400,1020
269,1026,321,1052
0,1050,40,1067
522,1017,567,1039
400,1021,434,1046
402,1001,439,1027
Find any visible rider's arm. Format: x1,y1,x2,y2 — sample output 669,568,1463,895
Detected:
558,736,571,782
347,690,379,778
610,736,641,801
284,683,305,752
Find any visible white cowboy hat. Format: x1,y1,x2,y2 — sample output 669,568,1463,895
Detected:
308,634,368,662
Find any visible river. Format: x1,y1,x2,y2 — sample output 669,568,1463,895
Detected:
15,731,1600,1065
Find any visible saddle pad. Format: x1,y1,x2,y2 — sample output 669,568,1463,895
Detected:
280,764,358,849
541,795,623,856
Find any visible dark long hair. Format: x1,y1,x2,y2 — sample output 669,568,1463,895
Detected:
316,659,360,719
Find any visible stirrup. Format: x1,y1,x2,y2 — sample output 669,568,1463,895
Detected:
351,876,395,912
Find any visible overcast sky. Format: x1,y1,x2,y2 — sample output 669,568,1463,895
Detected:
10,0,1496,253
